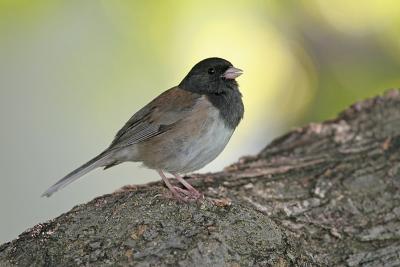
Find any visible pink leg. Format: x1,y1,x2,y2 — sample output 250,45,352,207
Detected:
173,174,203,199
173,186,191,196
157,170,189,202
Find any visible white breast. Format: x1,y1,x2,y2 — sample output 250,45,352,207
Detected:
133,95,237,174
175,107,234,173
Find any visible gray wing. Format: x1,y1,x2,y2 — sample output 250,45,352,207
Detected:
107,87,201,150
108,106,158,148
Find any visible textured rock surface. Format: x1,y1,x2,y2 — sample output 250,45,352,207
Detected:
1,90,400,266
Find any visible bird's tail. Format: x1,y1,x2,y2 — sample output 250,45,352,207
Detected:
41,151,111,197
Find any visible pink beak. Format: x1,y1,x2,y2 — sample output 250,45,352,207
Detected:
222,66,243,80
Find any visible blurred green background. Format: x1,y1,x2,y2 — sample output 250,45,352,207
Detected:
1,0,399,243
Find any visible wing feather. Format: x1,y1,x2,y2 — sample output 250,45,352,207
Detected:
108,87,200,149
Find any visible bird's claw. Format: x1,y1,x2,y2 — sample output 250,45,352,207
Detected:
171,186,203,202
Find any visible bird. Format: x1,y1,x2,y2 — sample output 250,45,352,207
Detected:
42,57,244,201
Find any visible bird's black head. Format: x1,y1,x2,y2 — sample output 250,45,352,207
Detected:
179,57,243,95
179,57,244,129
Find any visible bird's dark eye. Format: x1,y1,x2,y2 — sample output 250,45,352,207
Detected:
208,68,215,75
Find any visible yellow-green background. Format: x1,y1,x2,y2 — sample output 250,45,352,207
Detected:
1,0,399,243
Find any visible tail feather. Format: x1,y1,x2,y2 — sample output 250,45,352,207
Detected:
41,151,110,197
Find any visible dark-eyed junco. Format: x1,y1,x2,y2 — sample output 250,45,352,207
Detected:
42,57,244,201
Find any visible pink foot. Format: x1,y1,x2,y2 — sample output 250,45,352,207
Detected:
173,186,203,201
157,170,203,202
168,190,190,202
173,174,204,200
